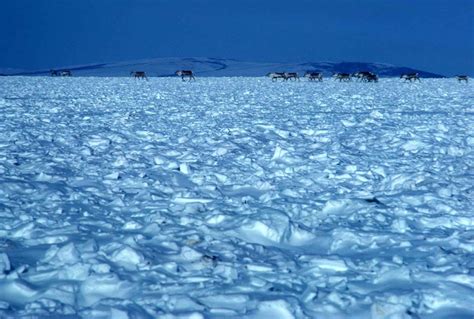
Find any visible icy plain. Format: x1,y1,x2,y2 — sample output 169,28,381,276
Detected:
0,77,473,318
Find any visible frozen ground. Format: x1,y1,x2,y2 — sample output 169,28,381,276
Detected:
0,77,473,319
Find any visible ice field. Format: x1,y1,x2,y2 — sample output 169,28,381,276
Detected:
0,77,473,318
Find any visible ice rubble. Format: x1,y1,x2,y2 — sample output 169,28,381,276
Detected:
0,77,473,318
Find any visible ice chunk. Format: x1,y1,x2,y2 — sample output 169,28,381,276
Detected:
401,140,426,152
112,155,128,167
246,263,273,272
446,274,474,289
371,303,409,319
206,214,226,225
238,213,314,246
240,220,282,243
370,110,384,119
179,163,191,174
110,245,146,269
153,156,166,165
447,146,464,156
341,119,356,127
250,300,295,319
122,221,142,230
287,223,315,245
467,136,474,146
374,267,411,284
57,263,91,280
0,279,39,305
214,173,228,183
36,172,53,182
198,294,249,310
10,222,35,239
104,172,120,180
307,258,348,272
173,197,212,204
179,246,203,262
0,253,11,273
79,274,136,307
87,136,111,150
321,199,357,216
54,243,81,265
271,145,287,161
213,147,228,156
391,218,409,233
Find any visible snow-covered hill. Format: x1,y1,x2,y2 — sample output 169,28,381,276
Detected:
2,57,444,77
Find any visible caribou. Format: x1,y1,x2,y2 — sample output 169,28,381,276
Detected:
362,72,378,83
304,72,323,81
267,72,286,81
284,72,299,81
131,71,148,80
50,70,72,77
352,71,377,82
456,75,468,83
176,70,195,81
267,72,300,81
352,71,367,81
333,73,352,82
400,73,421,82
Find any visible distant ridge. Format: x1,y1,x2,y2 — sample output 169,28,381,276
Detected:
1,57,445,78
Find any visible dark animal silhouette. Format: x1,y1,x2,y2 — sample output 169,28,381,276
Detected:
267,72,286,81
456,75,468,83
352,71,366,81
363,72,378,83
400,73,421,82
304,72,323,81
333,73,352,82
50,70,72,77
267,72,299,81
176,70,195,81
368,74,378,82
131,71,148,80
284,72,299,81
353,71,377,82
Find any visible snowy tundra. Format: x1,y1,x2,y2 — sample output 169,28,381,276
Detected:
0,77,473,319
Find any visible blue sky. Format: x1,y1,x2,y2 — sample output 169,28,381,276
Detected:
1,0,473,75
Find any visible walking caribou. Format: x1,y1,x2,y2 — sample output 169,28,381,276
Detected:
267,72,286,81
131,71,148,80
284,72,299,81
176,70,195,81
456,75,468,83
400,73,421,82
352,71,378,82
267,72,299,81
364,72,378,83
50,70,72,77
352,71,367,81
333,73,352,82
304,72,323,81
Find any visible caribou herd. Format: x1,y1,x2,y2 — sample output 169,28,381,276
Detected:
45,69,469,83
266,71,469,83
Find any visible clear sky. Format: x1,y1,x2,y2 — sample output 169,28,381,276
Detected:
1,0,473,75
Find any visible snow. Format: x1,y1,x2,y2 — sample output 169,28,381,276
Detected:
0,76,473,318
